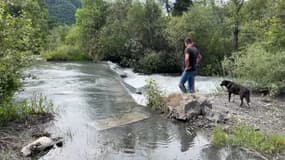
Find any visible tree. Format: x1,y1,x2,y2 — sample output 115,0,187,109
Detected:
0,1,35,100
45,0,82,26
229,0,244,50
127,0,167,51
172,0,193,16
167,4,232,75
4,0,48,54
75,0,108,57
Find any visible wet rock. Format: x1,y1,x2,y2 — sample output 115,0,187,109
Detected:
107,61,127,78
166,94,212,121
135,85,148,95
21,136,63,157
118,71,127,78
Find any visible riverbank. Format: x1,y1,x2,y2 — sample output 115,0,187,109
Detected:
0,112,54,159
108,61,285,158
0,93,55,159
108,61,285,134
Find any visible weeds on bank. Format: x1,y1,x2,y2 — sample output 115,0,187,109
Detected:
0,94,54,126
212,125,285,154
145,79,166,112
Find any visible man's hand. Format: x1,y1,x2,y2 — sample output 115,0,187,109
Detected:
185,66,191,71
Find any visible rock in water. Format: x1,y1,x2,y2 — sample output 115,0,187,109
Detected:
166,94,212,121
21,137,63,157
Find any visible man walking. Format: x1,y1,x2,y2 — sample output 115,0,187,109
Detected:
179,38,202,93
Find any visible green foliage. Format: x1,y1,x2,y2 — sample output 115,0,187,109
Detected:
48,0,285,80
145,79,166,111
172,0,193,16
43,25,91,61
222,44,285,91
0,94,54,126
95,0,131,64
42,44,89,61
212,127,228,147
75,0,108,56
134,50,180,74
5,0,49,54
167,4,232,75
45,0,81,27
0,1,44,100
212,125,285,154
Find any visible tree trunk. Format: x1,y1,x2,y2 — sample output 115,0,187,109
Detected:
233,22,240,51
165,0,170,14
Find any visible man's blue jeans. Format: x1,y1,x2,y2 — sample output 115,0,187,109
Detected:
179,70,195,93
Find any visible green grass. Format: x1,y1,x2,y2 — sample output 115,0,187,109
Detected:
212,127,228,147
212,125,285,154
0,94,54,126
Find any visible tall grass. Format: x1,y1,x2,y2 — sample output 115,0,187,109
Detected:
212,124,285,154
42,44,91,61
0,94,54,126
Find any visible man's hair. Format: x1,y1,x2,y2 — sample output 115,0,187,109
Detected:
184,37,193,44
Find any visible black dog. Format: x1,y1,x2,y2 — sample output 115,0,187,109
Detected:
220,80,250,107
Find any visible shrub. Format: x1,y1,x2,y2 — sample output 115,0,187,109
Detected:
134,50,181,74
42,44,90,61
222,44,285,93
145,79,166,111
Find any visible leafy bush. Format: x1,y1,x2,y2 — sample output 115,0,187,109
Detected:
145,79,166,111
0,1,36,101
43,25,91,61
0,94,54,126
42,44,90,61
134,50,181,74
222,44,285,93
212,124,285,154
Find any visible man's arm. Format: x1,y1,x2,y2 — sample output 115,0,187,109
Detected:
196,53,202,64
185,53,190,70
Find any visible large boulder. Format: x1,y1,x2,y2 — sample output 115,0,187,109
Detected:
166,94,212,121
21,136,63,157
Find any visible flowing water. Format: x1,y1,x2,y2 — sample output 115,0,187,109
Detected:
17,62,263,160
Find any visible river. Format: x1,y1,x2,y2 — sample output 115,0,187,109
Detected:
17,62,252,160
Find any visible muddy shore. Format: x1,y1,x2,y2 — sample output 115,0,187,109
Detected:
0,113,54,160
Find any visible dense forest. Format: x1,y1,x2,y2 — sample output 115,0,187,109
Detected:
45,0,81,27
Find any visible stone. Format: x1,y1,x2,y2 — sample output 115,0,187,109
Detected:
166,94,212,121
118,71,127,78
21,137,63,157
